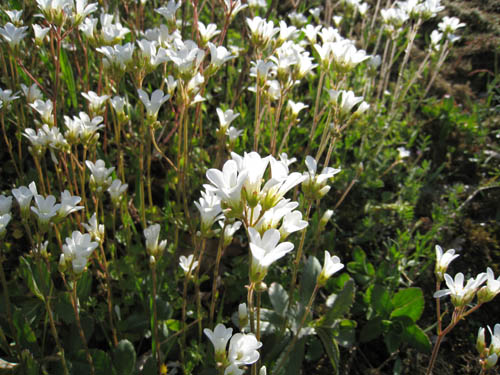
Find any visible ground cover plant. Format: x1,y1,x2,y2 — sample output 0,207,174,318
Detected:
0,0,498,374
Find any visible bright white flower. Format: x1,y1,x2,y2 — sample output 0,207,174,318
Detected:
288,11,308,27
82,91,110,114
207,43,235,72
248,0,267,9
30,99,54,125
223,0,248,19
328,89,368,117
248,227,294,282
227,332,262,366
144,224,167,258
434,272,487,307
20,83,43,103
438,16,466,34
86,159,114,192
0,23,28,47
417,0,445,19
179,254,198,274
137,89,170,121
12,185,35,214
489,324,500,355
302,156,341,199
107,179,128,205
136,39,168,69
100,13,130,44
477,267,500,303
224,364,244,375
318,27,342,44
309,7,322,21
434,245,459,280
217,108,240,132
83,213,105,243
0,88,20,104
58,190,83,218
166,39,205,79
165,75,178,96
0,195,13,215
31,194,61,226
110,96,126,115
277,21,298,44
219,220,242,247
319,209,334,229
381,7,409,28
204,323,233,361
155,0,182,22
73,0,98,25
32,24,50,44
330,41,370,72
194,189,223,235
250,60,276,86
0,214,11,237
318,251,344,285
238,302,248,328
260,158,305,209
279,211,308,239
246,17,279,49
231,152,270,205
206,159,248,213
302,24,322,44
198,22,220,45
279,153,296,167
5,10,23,24
97,43,135,70
61,231,98,274
79,16,97,39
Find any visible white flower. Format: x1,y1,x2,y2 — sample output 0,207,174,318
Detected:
248,227,294,282
12,185,35,214
99,13,130,44
31,194,61,225
477,267,500,303
438,16,466,34
434,272,487,307
288,11,308,27
434,245,459,280
217,108,240,132
86,159,114,192
328,89,368,117
30,99,54,125
32,24,50,43
287,100,308,119
155,0,182,22
231,152,270,205
167,39,205,79
107,179,128,205
61,231,98,274
97,43,135,70
194,189,223,235
219,220,242,246
58,190,83,218
227,126,243,143
302,156,341,199
223,0,248,19
20,83,43,103
72,0,98,25
179,254,198,274
0,195,13,215
198,22,220,45
206,159,248,213
0,214,11,237
82,91,110,114
0,23,28,47
224,364,244,375
79,16,97,39
238,302,248,328
227,333,262,366
318,251,344,285
207,43,235,72
397,146,410,159
246,17,279,49
5,10,23,24
110,96,126,115
144,224,167,257
0,88,20,104
204,323,233,361
137,89,170,121
279,211,308,239
83,213,105,243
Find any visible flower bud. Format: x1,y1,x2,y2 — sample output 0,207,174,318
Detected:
477,327,486,354
238,303,248,329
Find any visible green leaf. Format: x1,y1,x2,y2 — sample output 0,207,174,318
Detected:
73,350,114,375
336,319,356,348
112,339,136,375
274,337,306,375
268,282,289,317
390,287,424,322
385,330,402,354
59,48,77,109
321,279,355,326
77,271,92,302
402,324,431,353
360,317,383,343
19,257,44,301
316,327,339,375
299,256,321,305
369,284,393,317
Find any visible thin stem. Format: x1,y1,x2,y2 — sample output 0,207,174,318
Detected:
209,227,227,326
307,70,326,151
99,241,118,347
151,262,161,372
193,238,207,341
70,279,95,375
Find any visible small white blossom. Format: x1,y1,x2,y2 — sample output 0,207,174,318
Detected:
179,254,198,274
60,231,98,274
144,224,167,258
